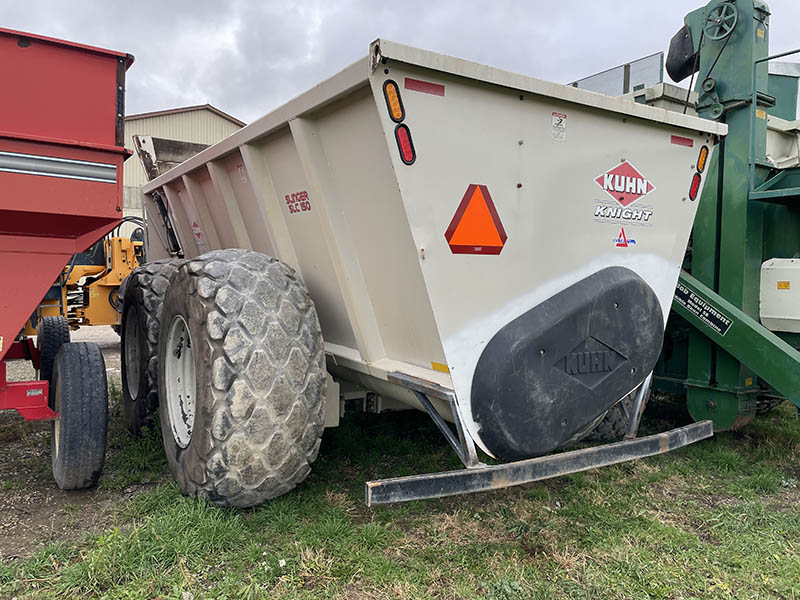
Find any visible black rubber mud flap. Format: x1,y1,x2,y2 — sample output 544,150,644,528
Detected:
471,266,664,461
666,24,698,83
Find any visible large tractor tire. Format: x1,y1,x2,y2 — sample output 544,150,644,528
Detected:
50,342,109,490
37,316,70,388
583,385,652,442
121,259,182,435
158,249,326,508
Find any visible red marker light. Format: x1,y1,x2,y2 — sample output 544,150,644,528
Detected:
689,172,702,200
395,124,416,165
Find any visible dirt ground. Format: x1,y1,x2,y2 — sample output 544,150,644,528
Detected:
0,326,124,560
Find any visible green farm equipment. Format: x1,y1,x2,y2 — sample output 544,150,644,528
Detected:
651,0,800,427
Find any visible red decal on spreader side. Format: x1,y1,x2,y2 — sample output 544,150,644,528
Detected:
405,77,445,96
594,160,655,208
285,190,312,214
670,135,694,147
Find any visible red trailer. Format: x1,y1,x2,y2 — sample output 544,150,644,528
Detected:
0,27,132,488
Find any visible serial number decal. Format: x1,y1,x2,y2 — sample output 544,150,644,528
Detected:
674,283,732,336
285,190,312,214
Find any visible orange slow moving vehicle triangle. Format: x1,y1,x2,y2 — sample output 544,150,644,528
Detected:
445,184,507,254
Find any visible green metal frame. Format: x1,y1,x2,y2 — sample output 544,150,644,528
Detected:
654,0,800,428
749,48,800,198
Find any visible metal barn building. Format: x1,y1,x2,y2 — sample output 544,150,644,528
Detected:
123,104,245,224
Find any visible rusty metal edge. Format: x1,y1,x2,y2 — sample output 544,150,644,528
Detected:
364,420,713,506
387,371,455,402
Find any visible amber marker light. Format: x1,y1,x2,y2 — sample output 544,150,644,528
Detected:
383,80,405,123
697,145,710,173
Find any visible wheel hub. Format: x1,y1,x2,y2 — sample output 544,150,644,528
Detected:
164,314,196,448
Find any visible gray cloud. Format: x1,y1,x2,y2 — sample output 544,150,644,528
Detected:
3,0,799,122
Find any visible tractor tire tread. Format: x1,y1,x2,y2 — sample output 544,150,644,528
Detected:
161,249,326,508
584,389,651,442
122,258,182,434
51,342,108,490
37,316,70,386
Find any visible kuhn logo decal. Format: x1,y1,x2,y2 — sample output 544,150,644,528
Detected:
558,336,626,389
595,160,655,207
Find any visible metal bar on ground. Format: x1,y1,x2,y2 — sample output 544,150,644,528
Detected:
365,420,713,506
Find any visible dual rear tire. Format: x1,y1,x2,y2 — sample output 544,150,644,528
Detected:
121,259,182,435
120,250,327,507
158,250,327,507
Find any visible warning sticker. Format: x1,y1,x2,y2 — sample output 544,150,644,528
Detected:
445,184,507,255
191,220,204,241
778,281,791,290
674,282,732,336
552,112,567,141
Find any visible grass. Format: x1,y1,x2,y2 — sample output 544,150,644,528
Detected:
1,392,798,599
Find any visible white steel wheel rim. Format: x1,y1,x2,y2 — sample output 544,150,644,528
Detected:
164,314,196,448
124,305,141,400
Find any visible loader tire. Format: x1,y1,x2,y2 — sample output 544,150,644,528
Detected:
37,316,70,390
50,342,108,490
158,249,326,508
584,387,652,442
121,259,182,435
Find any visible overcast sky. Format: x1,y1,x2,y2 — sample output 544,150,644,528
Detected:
4,1,800,123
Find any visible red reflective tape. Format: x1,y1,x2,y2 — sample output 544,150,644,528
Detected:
404,77,445,96
671,135,694,147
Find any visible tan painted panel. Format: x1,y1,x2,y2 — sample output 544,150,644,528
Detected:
219,151,276,257
369,59,715,453
257,129,358,350
193,166,239,250
313,88,445,369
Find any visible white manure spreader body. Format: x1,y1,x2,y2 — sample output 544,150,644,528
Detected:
127,40,726,507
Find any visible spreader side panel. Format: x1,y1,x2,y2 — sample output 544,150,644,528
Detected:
370,57,715,457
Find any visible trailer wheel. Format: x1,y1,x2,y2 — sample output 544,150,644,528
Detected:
37,316,70,388
158,249,326,508
121,259,182,435
583,386,652,442
50,342,108,490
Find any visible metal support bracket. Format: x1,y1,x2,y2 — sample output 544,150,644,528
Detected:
365,420,713,506
413,391,482,468
624,373,653,440
387,371,482,468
